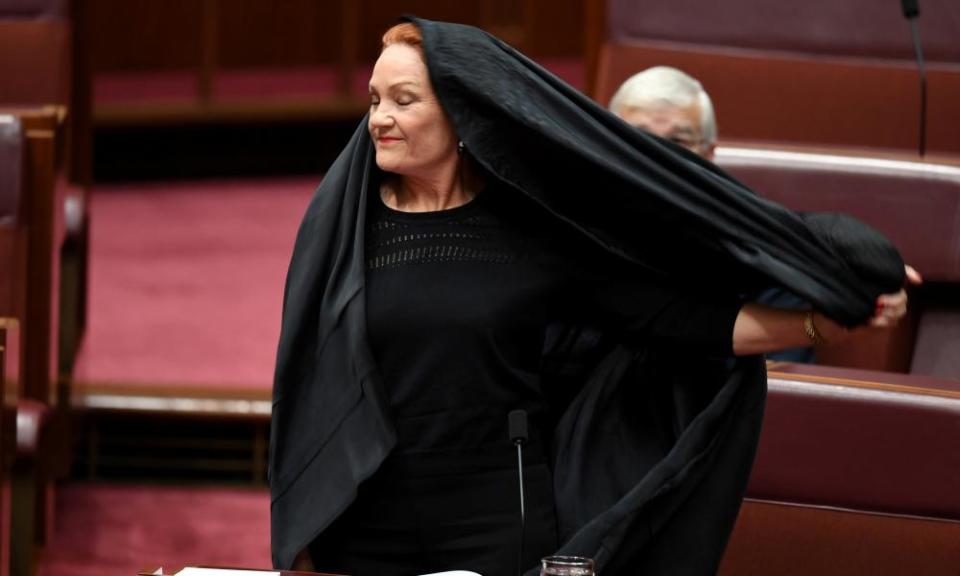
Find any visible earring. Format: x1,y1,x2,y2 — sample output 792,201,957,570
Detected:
457,140,465,155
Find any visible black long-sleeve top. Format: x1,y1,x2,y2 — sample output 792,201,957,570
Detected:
365,183,741,459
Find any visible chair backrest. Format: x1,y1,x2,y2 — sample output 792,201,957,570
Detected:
0,0,70,105
606,0,960,61
753,365,960,516
723,364,960,575
593,0,960,155
716,147,960,377
717,148,960,283
0,0,67,17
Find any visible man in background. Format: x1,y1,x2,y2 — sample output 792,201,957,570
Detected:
609,66,717,161
609,66,814,363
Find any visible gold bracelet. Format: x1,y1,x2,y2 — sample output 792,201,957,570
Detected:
802,311,827,346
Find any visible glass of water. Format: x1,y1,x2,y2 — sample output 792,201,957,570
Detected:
540,555,595,576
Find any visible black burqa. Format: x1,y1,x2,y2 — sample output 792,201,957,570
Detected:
269,17,905,575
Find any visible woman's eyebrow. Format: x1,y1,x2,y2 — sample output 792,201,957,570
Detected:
369,79,421,91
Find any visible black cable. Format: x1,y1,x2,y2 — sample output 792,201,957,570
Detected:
908,17,927,157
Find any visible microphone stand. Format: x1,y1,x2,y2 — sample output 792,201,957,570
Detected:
509,410,529,576
901,0,927,157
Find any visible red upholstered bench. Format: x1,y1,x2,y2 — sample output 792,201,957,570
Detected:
716,146,960,379
720,364,960,575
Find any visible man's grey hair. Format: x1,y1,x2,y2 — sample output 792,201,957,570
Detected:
608,66,717,146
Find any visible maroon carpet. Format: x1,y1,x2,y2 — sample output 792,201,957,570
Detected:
72,177,316,395
38,483,271,576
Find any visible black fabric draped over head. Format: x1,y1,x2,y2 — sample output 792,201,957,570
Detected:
269,17,905,574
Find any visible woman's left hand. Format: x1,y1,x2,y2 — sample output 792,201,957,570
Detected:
868,265,922,328
731,265,923,356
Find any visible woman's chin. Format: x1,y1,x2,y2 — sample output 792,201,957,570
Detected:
374,155,402,174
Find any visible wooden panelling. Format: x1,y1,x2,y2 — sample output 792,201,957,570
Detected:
526,0,585,57
928,71,960,155
583,0,606,97
89,0,585,73
0,228,22,321
90,0,203,71
0,109,64,405
356,0,481,61
19,112,60,405
218,0,343,67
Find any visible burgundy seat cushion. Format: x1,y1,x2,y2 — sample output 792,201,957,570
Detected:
911,307,960,378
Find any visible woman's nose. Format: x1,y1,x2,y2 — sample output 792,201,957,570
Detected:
369,105,393,129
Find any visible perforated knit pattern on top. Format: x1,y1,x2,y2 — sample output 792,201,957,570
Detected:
366,200,523,271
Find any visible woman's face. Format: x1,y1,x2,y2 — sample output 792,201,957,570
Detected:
368,43,459,178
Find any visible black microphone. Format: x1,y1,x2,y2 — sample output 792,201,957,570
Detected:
900,0,919,18
508,409,529,576
900,0,926,157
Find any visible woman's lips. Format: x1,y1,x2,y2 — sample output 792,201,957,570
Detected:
377,137,403,144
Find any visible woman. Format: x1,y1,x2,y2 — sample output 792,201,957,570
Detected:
270,19,914,576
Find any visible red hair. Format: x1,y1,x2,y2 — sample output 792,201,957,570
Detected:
381,22,423,57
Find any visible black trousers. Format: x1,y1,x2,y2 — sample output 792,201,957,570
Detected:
309,454,558,576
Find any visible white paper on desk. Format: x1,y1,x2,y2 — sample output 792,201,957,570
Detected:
175,568,280,576
174,567,478,576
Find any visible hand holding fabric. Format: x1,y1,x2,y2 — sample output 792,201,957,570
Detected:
805,264,921,347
